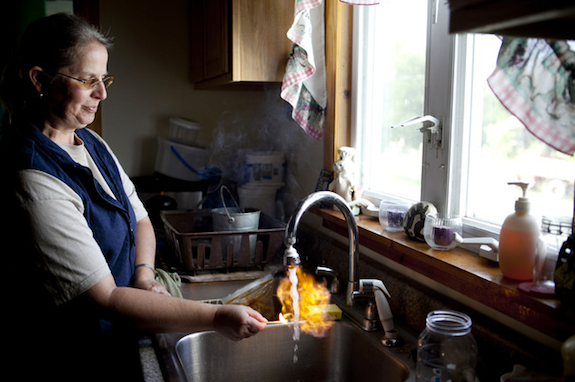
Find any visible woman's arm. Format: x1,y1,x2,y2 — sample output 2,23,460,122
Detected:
88,274,268,340
131,216,170,295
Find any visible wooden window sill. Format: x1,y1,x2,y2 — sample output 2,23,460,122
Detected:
314,208,575,344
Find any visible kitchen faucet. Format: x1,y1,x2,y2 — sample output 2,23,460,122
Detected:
283,191,400,346
284,191,358,306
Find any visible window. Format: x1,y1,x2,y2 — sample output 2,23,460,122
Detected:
453,34,575,230
352,0,575,237
352,0,427,203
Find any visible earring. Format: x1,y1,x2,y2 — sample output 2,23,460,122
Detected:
39,93,44,99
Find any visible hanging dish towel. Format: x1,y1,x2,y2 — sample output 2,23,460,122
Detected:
281,0,327,140
488,37,575,156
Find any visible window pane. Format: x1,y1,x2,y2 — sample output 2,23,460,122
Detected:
354,0,428,201
462,34,575,225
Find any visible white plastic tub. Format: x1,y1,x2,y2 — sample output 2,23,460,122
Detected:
238,182,283,217
245,151,285,183
154,137,209,181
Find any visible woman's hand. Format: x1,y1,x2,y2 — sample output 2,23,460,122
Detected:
213,304,268,341
132,266,171,296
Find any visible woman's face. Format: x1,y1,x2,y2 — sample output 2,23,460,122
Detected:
45,41,109,131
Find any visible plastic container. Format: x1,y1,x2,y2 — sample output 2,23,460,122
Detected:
424,215,463,251
154,137,208,181
416,310,478,382
379,200,411,232
238,182,283,217
519,215,573,297
245,151,285,183
168,117,200,145
499,182,540,281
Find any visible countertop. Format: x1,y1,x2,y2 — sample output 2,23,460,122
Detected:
139,337,166,382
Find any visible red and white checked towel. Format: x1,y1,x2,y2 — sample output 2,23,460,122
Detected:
281,0,380,139
281,0,326,140
488,38,575,156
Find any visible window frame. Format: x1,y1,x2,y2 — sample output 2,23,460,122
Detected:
419,0,455,216
348,0,510,242
350,0,457,214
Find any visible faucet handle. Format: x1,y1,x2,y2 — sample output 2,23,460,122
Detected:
359,279,391,298
315,266,340,294
359,279,401,346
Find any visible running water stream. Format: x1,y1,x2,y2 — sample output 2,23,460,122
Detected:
288,266,300,363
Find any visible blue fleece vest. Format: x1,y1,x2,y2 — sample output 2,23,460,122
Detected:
14,124,137,288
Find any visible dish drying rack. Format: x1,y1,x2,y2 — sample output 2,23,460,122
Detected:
160,210,285,274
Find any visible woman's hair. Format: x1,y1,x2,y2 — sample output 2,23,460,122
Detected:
0,13,113,123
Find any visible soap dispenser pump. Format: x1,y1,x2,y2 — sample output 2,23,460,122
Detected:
498,182,540,281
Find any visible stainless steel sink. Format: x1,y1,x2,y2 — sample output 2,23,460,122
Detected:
153,274,416,382
174,319,415,382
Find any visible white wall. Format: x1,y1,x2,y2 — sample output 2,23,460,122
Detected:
98,0,323,203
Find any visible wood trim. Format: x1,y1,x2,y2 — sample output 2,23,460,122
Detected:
315,208,575,345
324,0,353,169
449,0,575,40
73,0,102,136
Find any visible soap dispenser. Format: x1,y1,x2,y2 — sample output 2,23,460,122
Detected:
499,182,540,281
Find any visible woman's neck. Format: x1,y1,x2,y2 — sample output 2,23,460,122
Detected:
35,119,79,145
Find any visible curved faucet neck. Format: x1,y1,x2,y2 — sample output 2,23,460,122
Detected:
284,191,359,305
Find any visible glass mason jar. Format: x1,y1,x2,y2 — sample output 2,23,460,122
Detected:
416,310,478,382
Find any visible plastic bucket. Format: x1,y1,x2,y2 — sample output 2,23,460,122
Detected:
238,183,282,217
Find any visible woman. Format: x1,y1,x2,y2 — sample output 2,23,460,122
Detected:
0,13,267,381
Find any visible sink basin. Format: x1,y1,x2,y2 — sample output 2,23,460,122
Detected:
153,275,416,382
175,320,415,382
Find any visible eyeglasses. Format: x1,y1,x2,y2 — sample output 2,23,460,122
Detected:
56,72,114,89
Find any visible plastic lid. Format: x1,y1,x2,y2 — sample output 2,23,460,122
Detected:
515,197,530,213
169,117,201,131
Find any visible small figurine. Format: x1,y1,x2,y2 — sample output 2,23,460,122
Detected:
329,146,356,203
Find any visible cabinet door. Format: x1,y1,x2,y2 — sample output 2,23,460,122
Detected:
231,0,294,82
204,0,229,79
189,0,229,83
190,0,294,85
189,0,205,83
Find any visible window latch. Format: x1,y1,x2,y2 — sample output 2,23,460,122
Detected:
390,115,443,149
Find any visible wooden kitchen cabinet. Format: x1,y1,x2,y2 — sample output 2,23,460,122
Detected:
448,0,575,39
189,0,294,87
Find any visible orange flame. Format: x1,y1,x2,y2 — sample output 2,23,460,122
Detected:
276,265,334,338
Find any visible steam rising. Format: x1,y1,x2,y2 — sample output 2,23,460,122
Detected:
208,84,323,217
